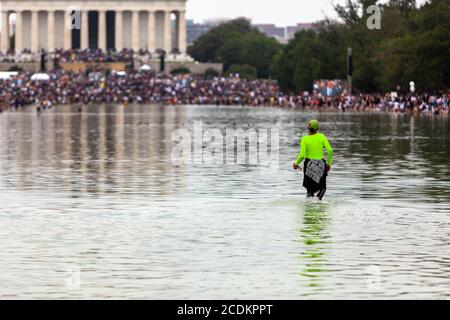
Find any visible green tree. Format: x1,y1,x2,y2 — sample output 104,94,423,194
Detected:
273,0,449,93
273,25,347,92
188,18,282,79
204,68,220,79
170,67,191,75
227,64,258,80
8,65,23,72
242,32,281,78
216,33,245,71
188,18,255,63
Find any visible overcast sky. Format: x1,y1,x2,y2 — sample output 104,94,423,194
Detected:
186,0,428,26
187,0,351,26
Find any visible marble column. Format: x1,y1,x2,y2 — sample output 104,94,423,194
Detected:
98,10,106,50
15,11,22,53
31,11,39,51
131,10,139,51
115,10,122,51
164,11,172,53
47,10,55,51
148,11,156,53
81,10,88,49
63,11,72,50
1,11,9,52
177,11,186,54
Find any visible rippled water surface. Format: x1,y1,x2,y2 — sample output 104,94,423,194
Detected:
1,105,449,299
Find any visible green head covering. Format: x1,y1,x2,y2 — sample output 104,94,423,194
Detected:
308,119,320,131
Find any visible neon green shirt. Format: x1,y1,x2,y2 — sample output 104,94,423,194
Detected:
295,133,333,166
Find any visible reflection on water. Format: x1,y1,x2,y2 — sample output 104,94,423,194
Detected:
299,201,330,292
0,104,186,196
0,105,449,299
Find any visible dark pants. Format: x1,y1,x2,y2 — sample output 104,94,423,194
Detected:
306,187,326,200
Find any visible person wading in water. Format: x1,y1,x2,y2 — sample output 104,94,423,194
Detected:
292,120,333,200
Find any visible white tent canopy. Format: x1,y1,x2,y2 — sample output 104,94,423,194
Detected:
0,72,18,80
31,73,50,81
0,71,19,80
139,64,151,71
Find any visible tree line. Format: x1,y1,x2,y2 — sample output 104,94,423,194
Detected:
188,0,449,93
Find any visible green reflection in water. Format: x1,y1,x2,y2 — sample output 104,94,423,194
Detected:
299,201,331,290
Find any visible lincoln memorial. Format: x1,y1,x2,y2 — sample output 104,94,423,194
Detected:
0,0,187,54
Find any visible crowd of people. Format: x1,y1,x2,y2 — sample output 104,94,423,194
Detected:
0,48,142,63
305,93,449,114
0,69,448,114
54,48,136,63
0,49,36,63
0,48,448,114
0,48,172,65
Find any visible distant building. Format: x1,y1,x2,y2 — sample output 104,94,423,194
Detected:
187,20,212,46
187,18,230,46
203,17,230,26
286,23,314,40
186,18,315,46
255,24,285,41
0,0,189,54
255,22,314,43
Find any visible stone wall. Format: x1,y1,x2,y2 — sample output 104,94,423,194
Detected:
0,62,39,72
60,62,127,72
0,60,223,75
146,61,223,75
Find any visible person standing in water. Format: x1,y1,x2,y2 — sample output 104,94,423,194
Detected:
292,120,333,200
